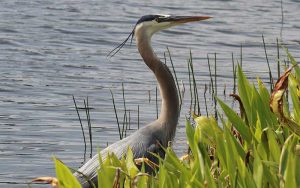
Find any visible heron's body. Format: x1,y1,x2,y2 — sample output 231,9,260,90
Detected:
74,14,210,187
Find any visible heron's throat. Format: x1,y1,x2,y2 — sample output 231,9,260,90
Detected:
135,32,179,126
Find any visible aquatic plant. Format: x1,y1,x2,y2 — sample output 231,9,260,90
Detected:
45,51,300,187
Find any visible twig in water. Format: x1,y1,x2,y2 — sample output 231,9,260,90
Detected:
231,53,237,94
189,50,200,115
180,80,186,104
137,105,140,129
72,95,86,162
214,53,218,120
128,110,131,130
207,54,214,96
122,112,128,138
156,86,158,119
187,56,193,113
167,47,182,111
280,0,284,39
121,83,128,138
110,89,122,140
262,34,274,91
163,51,167,65
148,90,151,103
277,38,281,79
204,84,208,117
83,97,93,158
240,44,243,68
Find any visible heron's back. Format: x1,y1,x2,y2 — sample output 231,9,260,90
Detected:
74,125,162,188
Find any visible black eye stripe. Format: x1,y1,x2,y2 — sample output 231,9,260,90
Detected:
107,15,168,58
136,15,163,25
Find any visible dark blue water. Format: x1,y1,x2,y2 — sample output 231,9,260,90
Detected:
0,0,299,187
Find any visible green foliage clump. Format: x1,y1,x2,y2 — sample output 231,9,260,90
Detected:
55,57,300,188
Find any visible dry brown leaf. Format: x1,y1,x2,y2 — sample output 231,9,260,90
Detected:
32,176,59,188
134,157,159,170
270,66,293,118
230,93,248,125
270,66,300,136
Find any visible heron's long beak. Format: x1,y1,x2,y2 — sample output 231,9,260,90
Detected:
159,16,212,24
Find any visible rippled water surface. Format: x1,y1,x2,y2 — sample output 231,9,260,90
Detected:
0,0,299,186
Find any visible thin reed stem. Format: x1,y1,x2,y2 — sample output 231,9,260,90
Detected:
240,44,243,68
277,38,281,79
187,57,193,113
207,54,214,96
280,0,284,39
121,83,128,138
156,86,158,119
72,95,86,162
83,97,93,158
110,89,122,140
204,84,208,117
231,53,236,94
166,47,182,111
128,110,131,130
148,90,151,103
214,53,218,120
262,34,274,91
123,111,128,137
137,105,140,129
189,50,200,115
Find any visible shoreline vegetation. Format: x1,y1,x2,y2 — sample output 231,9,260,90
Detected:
32,43,300,187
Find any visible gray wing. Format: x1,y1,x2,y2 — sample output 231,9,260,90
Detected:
74,126,164,188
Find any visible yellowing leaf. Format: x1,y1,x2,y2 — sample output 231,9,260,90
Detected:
54,157,81,188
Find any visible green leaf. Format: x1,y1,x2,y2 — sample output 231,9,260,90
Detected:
253,148,263,188
98,152,122,188
217,98,252,144
279,135,299,188
289,75,300,123
237,65,256,125
194,116,222,146
54,157,81,188
285,48,300,78
125,147,139,178
267,129,281,163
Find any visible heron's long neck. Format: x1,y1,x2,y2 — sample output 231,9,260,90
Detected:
136,32,179,137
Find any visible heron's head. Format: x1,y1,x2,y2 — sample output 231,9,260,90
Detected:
108,14,211,57
134,14,211,38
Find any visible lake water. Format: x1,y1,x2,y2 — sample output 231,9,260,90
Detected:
0,0,299,187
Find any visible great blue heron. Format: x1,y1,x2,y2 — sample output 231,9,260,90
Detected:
74,14,211,187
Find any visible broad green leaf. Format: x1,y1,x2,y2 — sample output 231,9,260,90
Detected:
267,129,281,163
289,75,300,123
194,116,222,146
125,148,139,178
186,119,196,154
218,98,252,144
237,65,256,125
285,48,300,78
98,152,124,188
253,148,263,188
215,131,227,169
54,157,81,188
258,79,278,126
279,135,299,188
